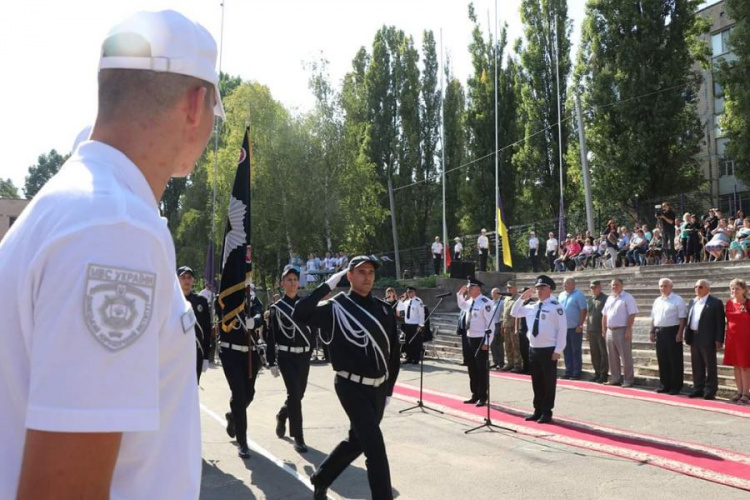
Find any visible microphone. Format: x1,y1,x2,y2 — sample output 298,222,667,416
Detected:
435,292,452,298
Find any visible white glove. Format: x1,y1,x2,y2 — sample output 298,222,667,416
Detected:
245,316,255,330
385,396,392,407
202,360,209,373
326,269,348,289
270,365,280,378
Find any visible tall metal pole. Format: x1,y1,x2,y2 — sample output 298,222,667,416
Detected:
212,1,226,250
388,175,401,279
575,94,594,234
553,3,565,232
440,29,448,272
493,0,500,272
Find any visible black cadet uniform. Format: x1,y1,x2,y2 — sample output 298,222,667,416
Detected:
219,288,264,457
186,292,211,382
267,266,313,452
293,256,400,500
398,287,425,364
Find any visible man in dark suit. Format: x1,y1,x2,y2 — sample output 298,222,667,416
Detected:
685,279,726,400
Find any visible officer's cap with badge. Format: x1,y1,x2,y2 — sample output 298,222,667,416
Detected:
347,255,380,271
467,277,484,288
177,266,194,277
590,280,601,288
534,274,556,290
405,286,417,292
281,264,299,279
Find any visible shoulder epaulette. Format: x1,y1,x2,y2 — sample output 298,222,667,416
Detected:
550,299,559,305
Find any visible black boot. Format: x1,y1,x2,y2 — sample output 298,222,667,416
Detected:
238,443,250,459
225,412,235,438
275,412,287,438
311,474,327,500
294,436,308,453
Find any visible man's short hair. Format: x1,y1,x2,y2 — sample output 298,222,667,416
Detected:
611,278,624,286
658,278,673,287
563,277,575,285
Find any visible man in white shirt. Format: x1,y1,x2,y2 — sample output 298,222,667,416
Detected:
602,279,639,387
529,231,541,272
457,278,495,406
453,237,463,261
649,278,687,395
431,236,444,275
545,232,559,272
477,229,490,271
0,10,223,498
511,275,567,423
397,286,426,364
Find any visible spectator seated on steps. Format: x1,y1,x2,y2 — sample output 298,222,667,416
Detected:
705,218,733,261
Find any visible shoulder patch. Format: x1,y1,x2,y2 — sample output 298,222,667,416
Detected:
485,305,492,312
84,264,156,351
557,308,564,315
550,300,559,305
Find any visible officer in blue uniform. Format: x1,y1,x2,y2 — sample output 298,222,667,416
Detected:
511,275,567,423
266,265,313,453
293,255,401,500
219,282,264,458
178,266,211,383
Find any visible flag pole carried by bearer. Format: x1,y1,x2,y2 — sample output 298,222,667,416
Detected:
218,127,255,377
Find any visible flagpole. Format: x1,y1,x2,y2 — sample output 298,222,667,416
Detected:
493,0,500,272
440,28,448,273
553,2,565,241
212,0,226,270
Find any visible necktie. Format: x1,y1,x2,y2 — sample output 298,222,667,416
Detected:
465,300,474,330
407,299,412,320
532,303,542,337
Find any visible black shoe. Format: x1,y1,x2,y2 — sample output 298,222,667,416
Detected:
510,368,524,374
463,398,478,404
500,365,513,372
525,413,542,421
238,444,251,459
275,413,286,438
590,375,601,382
561,374,571,380
294,438,308,453
475,400,487,407
656,387,670,394
537,413,553,424
313,482,328,500
703,393,716,400
668,389,681,396
688,390,703,398
225,412,235,439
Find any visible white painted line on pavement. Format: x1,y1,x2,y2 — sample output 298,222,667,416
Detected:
200,403,331,497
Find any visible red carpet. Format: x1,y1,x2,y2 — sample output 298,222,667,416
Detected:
393,383,750,491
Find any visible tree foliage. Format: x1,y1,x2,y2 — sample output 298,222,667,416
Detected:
576,0,709,212
24,149,68,199
0,178,20,199
719,0,750,185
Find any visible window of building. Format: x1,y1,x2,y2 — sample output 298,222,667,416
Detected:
719,157,736,178
711,28,734,57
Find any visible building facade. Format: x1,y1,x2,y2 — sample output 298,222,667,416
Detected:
696,0,745,214
0,199,30,241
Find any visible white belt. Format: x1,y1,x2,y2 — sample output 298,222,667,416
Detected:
336,370,387,387
278,345,310,354
220,341,249,353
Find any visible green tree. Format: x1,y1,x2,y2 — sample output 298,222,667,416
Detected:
719,0,750,184
576,0,709,212
0,178,20,198
420,30,442,243
24,149,68,199
442,62,467,238
513,0,572,221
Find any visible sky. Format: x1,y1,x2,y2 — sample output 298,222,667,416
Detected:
0,0,719,193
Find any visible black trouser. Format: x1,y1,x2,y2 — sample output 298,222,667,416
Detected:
220,348,261,447
403,324,422,363
466,337,489,401
655,326,684,392
690,340,718,396
196,349,204,384
313,376,392,500
546,251,556,271
530,248,540,272
433,253,442,275
518,329,530,373
277,351,312,439
663,226,676,259
529,346,557,414
490,323,504,367
479,248,488,271
588,331,609,379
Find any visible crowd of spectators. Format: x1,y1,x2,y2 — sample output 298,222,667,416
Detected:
539,207,750,273
287,251,349,287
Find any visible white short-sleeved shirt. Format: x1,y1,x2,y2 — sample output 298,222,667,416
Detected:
510,297,567,353
650,293,687,327
546,238,558,253
431,241,443,255
0,141,201,498
456,293,495,342
602,291,639,328
477,235,489,249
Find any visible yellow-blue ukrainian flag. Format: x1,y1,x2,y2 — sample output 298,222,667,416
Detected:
496,192,513,268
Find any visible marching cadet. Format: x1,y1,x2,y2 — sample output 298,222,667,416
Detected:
219,279,264,459
178,266,211,383
456,278,495,407
511,275,567,424
293,255,401,500
266,265,313,453
397,286,425,364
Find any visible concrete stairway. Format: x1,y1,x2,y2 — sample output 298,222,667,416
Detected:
424,259,750,398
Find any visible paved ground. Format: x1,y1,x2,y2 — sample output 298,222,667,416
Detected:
198,358,750,499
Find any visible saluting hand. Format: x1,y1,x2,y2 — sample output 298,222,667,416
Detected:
520,288,534,301
458,285,467,294
326,269,348,289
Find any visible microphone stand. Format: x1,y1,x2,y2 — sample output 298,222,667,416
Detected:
465,327,516,434
399,296,447,415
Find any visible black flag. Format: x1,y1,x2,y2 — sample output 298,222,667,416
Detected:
218,127,251,333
